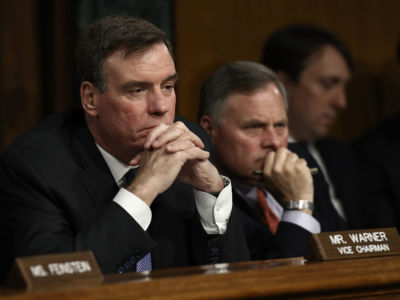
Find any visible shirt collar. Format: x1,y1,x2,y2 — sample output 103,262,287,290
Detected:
288,135,318,148
288,135,297,143
95,144,139,185
231,177,254,196
233,179,283,218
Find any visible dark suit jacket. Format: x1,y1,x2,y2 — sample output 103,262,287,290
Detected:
233,189,312,260
0,109,248,282
233,143,347,260
314,138,365,229
289,142,348,231
354,114,400,231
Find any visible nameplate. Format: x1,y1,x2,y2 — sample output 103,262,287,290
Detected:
4,251,103,292
306,227,400,261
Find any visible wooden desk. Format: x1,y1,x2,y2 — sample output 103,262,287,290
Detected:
1,256,400,299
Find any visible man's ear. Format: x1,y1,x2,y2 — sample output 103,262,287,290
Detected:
80,81,99,117
199,115,214,137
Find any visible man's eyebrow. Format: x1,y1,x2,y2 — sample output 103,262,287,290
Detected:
243,116,287,124
326,76,340,82
161,73,179,85
120,80,150,91
321,75,348,84
120,73,179,90
274,118,288,123
242,119,267,126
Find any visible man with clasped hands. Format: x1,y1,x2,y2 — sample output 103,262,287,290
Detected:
0,15,248,282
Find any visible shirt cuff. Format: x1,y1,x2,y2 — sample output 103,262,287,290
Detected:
194,176,232,234
113,188,152,231
281,210,321,234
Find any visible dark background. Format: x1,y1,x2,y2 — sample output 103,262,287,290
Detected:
1,0,399,150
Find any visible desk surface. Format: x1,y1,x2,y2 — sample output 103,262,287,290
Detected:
2,255,400,299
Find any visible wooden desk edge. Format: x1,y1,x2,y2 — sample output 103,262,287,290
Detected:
2,256,400,299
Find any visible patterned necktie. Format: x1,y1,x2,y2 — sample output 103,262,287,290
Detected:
256,188,279,234
122,167,153,272
136,252,152,272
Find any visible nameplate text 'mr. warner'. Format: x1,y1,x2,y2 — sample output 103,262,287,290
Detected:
306,228,400,261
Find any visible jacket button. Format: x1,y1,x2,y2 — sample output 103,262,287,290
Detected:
129,256,137,264
210,246,219,255
116,266,126,274
124,261,131,269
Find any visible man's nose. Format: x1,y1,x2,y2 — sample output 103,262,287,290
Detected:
148,89,170,115
261,130,282,150
332,87,347,109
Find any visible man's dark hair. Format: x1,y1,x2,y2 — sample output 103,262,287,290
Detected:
77,15,173,92
198,61,287,122
261,24,353,82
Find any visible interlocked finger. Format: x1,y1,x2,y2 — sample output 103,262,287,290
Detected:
144,121,204,152
144,123,169,149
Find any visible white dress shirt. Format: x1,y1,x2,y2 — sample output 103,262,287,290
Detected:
96,145,232,234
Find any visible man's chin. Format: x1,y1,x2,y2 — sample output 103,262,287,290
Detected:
315,128,330,140
309,125,331,141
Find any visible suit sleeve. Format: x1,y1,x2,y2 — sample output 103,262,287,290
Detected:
191,207,250,264
237,206,312,260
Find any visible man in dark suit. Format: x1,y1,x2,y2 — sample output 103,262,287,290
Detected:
0,15,249,283
261,25,365,229
355,113,400,230
198,61,346,260
353,37,400,231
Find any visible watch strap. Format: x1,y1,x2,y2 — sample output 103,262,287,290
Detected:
283,200,314,211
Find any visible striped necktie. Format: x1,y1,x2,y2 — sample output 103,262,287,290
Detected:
136,252,152,272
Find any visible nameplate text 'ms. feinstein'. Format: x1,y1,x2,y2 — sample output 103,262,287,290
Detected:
4,251,103,292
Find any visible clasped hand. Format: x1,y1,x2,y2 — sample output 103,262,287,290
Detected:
127,122,224,206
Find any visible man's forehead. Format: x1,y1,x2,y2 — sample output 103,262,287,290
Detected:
224,96,287,119
106,43,173,63
104,45,176,79
305,46,351,75
302,60,350,84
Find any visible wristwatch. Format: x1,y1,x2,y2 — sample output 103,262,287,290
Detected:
220,175,230,188
210,176,230,197
283,200,314,211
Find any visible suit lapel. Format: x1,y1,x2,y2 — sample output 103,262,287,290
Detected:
232,189,260,221
67,113,118,212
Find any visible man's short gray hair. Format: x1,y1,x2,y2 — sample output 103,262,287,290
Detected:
198,61,288,123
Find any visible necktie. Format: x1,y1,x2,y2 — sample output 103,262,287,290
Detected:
136,252,152,272
256,189,279,234
121,167,138,188
122,167,153,271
